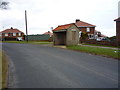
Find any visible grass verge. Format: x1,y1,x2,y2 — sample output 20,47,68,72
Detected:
0,51,8,89
67,45,120,59
82,43,120,48
2,41,53,44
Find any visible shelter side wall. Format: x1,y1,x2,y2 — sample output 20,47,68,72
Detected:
66,25,79,45
116,21,120,43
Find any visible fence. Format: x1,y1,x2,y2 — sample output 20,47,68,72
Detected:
25,34,52,41
80,39,118,47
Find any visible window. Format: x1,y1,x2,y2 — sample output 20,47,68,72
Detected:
5,33,8,36
13,33,16,36
79,31,82,38
18,33,21,36
86,28,90,32
72,31,76,40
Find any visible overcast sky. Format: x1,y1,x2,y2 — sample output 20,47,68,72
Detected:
0,0,119,36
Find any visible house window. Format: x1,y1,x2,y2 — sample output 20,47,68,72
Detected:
86,28,90,32
13,33,16,36
18,33,21,36
5,33,8,36
79,31,82,38
72,31,76,40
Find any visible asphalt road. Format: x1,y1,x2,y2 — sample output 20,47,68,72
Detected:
2,43,119,88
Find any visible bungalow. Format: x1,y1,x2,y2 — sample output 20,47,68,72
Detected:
0,27,25,41
52,23,79,45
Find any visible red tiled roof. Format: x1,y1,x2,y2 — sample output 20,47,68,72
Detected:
101,34,108,37
95,30,107,37
114,17,120,21
95,30,101,33
44,31,52,34
75,20,96,27
53,23,74,31
43,31,53,35
1,28,24,33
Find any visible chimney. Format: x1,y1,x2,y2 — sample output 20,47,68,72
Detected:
76,19,80,23
10,27,13,29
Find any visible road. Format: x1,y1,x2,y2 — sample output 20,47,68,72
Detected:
2,43,119,88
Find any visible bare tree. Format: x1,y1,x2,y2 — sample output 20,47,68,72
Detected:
0,0,9,10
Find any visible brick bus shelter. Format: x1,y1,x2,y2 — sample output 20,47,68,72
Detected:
52,23,79,46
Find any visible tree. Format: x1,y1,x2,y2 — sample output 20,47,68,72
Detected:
81,32,88,40
0,0,9,10
108,36,116,41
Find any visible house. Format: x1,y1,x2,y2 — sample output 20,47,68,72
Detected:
52,23,79,46
43,31,53,37
114,17,120,45
0,27,25,41
75,19,96,39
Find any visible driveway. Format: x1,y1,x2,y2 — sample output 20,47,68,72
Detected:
2,43,119,88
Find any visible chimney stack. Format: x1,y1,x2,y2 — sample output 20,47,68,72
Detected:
10,27,13,29
76,19,80,23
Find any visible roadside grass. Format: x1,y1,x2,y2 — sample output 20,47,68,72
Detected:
0,51,2,89
33,42,53,44
0,51,8,89
2,41,53,44
67,45,120,59
82,43,120,48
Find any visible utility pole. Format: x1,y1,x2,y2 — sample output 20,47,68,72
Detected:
25,10,28,42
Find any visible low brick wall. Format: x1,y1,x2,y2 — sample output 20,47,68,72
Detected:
80,39,118,47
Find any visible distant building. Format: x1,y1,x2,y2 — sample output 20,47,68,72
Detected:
43,31,53,37
53,23,79,45
75,19,96,39
0,27,25,41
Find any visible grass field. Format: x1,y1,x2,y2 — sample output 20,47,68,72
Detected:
0,51,8,89
67,45,120,59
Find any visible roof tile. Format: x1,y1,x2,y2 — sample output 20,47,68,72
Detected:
75,20,96,27
1,28,24,33
53,23,74,31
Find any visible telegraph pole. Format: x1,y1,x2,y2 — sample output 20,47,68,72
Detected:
25,10,28,42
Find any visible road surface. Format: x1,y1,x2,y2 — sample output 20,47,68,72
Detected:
2,43,119,88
